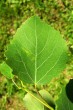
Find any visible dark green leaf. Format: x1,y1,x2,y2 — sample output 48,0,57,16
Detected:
56,80,73,110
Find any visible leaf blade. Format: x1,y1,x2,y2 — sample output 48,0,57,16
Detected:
0,62,14,79
23,90,55,110
56,80,73,110
5,16,68,85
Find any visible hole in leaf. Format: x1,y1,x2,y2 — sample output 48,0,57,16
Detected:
66,79,73,103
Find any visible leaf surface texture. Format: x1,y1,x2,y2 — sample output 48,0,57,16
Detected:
5,16,68,85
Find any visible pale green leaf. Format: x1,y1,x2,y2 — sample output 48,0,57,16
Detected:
23,90,55,110
5,16,68,85
0,62,14,79
39,90,55,109
23,92,44,110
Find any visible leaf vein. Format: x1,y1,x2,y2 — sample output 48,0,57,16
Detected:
37,39,58,69
37,49,63,84
14,43,34,83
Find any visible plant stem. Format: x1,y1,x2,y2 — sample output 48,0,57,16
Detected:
12,79,54,110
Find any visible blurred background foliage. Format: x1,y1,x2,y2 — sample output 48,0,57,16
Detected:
0,0,73,110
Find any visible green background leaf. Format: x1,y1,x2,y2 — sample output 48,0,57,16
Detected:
5,16,68,85
0,62,13,79
39,90,55,110
23,90,55,110
23,92,44,110
56,80,73,110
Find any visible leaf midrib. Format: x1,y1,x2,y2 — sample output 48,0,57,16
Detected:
35,17,37,86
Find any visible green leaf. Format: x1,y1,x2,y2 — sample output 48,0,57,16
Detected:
0,62,14,79
56,79,73,110
23,92,44,110
5,16,68,85
39,90,55,110
23,90,55,110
